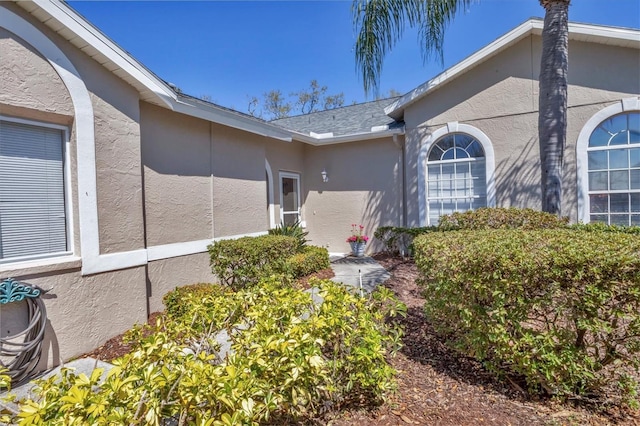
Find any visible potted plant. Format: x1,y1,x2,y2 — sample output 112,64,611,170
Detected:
346,224,369,257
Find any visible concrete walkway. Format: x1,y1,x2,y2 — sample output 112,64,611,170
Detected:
329,255,391,294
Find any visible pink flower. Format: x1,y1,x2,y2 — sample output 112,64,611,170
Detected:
347,224,369,244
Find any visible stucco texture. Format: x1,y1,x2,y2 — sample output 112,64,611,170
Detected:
212,124,269,237
146,254,217,314
403,35,640,225
0,27,73,122
2,266,147,367
141,103,213,246
303,138,403,253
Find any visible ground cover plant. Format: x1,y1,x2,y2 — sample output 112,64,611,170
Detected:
4,278,404,425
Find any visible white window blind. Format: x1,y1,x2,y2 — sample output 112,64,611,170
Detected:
0,120,67,261
426,133,487,225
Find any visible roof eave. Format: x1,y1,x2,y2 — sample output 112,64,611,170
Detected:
175,97,292,142
17,0,292,142
292,127,405,146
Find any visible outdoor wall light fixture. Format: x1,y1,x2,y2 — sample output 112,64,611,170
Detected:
321,168,329,183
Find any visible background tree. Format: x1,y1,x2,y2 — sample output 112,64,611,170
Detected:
263,90,292,120
248,80,345,120
353,0,570,215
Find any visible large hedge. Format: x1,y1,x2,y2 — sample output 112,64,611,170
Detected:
414,228,640,404
437,207,569,230
374,208,570,255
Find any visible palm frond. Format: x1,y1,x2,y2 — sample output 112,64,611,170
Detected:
353,0,475,96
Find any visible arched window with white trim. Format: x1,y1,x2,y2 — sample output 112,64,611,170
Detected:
584,111,640,225
419,123,496,226
427,133,486,223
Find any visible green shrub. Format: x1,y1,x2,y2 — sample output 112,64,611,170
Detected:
374,226,436,255
570,221,640,234
414,228,640,404
268,219,309,252
437,207,569,230
208,234,298,290
9,278,405,425
286,245,330,278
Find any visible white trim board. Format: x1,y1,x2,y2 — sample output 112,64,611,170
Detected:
265,159,276,229
147,232,268,262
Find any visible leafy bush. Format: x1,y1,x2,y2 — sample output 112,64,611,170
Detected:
374,208,568,256
208,235,298,290
268,219,308,251
570,221,640,234
414,228,640,405
437,207,569,230
374,226,436,255
286,245,330,278
9,278,405,425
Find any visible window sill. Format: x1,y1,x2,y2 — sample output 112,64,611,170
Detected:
0,256,82,278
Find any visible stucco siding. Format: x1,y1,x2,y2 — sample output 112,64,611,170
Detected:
93,93,144,254
1,266,147,367
212,125,268,237
141,103,213,246
404,34,640,225
303,138,403,253
0,27,74,121
146,254,217,314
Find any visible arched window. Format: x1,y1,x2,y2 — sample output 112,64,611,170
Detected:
584,111,640,225
426,133,486,224
419,123,495,226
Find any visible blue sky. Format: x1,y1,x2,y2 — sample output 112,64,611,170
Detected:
68,1,640,114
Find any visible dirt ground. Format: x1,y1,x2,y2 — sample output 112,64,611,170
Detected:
84,258,639,425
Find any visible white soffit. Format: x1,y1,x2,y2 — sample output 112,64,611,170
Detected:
14,0,292,142
386,18,640,120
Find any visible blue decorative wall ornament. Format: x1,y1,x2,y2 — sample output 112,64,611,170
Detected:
0,278,41,304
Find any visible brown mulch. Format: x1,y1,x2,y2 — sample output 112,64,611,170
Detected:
82,257,639,425
329,253,639,426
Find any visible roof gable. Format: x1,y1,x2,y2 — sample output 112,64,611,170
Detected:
386,18,640,120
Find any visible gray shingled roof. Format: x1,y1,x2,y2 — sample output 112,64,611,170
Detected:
271,97,403,137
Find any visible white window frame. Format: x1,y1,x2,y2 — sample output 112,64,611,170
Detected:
0,115,74,264
577,97,640,223
279,171,301,225
418,122,496,226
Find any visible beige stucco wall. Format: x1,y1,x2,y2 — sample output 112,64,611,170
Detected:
404,35,640,225
0,28,74,123
141,103,213,245
0,264,147,368
146,254,217,314
211,124,270,237
303,137,403,253
0,3,148,365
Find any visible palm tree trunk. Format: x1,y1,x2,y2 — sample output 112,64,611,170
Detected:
538,0,570,215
